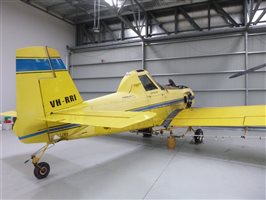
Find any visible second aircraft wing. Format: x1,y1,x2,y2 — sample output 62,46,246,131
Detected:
170,105,266,127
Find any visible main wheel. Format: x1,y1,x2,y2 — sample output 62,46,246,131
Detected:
194,129,204,144
143,133,152,138
34,162,50,179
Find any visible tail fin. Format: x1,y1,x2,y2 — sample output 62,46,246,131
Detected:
14,46,83,143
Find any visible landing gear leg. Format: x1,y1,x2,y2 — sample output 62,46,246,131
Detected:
31,143,50,179
142,128,153,137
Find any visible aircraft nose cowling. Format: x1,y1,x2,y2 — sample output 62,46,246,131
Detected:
184,91,194,108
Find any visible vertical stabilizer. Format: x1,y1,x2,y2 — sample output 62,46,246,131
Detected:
14,46,83,143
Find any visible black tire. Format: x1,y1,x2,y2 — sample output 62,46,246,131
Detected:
194,129,204,144
34,162,50,179
143,133,152,138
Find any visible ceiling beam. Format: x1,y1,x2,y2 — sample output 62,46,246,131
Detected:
20,0,74,25
101,21,117,40
253,8,266,24
118,0,128,14
65,0,94,19
81,25,96,43
148,12,170,35
212,1,240,27
179,7,202,31
73,0,211,24
132,0,170,35
103,1,144,41
46,2,68,11
247,0,262,26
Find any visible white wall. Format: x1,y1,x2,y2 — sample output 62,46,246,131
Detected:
0,0,75,112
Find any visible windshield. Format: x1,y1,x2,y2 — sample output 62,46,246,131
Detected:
139,75,158,91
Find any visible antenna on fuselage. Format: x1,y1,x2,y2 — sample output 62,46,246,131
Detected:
44,46,56,78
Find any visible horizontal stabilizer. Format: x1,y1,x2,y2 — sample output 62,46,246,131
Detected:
0,111,17,117
170,105,266,127
45,110,156,129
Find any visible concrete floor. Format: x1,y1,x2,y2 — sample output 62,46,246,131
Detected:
0,128,265,199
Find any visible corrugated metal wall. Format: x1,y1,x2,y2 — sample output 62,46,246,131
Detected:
70,33,266,107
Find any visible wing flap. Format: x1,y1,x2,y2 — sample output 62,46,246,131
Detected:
170,105,266,127
45,110,156,129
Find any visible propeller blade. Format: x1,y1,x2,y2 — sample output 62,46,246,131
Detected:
229,63,266,79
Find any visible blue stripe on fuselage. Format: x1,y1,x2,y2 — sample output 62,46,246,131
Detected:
18,123,80,140
16,58,66,72
131,98,185,111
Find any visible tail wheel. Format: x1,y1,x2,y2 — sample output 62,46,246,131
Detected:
194,129,204,144
34,162,50,179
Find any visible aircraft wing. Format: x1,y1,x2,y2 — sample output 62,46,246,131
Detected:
45,110,156,129
170,105,266,127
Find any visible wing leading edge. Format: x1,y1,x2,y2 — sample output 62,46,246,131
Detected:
170,105,266,127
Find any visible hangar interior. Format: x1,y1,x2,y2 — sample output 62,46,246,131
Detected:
1,0,266,199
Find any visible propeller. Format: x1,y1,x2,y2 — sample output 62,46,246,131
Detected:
229,63,266,79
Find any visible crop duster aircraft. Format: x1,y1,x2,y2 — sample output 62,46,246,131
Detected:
1,46,266,179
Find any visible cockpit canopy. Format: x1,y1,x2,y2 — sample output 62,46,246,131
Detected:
117,70,187,93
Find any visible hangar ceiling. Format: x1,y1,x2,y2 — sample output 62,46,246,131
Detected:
21,0,266,46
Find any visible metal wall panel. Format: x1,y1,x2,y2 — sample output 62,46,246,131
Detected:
70,33,266,107
71,45,142,64
193,91,245,107
146,55,245,74
71,62,141,79
75,78,121,92
146,36,244,58
248,73,266,89
248,91,266,105
248,34,266,52
248,53,266,66
152,74,245,90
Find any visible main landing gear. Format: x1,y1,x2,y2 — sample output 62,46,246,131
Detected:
182,127,204,144
27,143,51,179
193,128,204,144
159,127,204,149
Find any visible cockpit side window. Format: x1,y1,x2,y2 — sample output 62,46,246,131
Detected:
139,75,158,91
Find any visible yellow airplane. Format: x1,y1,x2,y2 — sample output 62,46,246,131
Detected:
1,46,266,179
